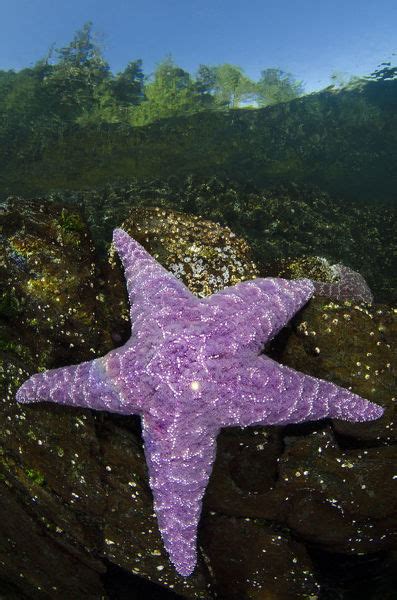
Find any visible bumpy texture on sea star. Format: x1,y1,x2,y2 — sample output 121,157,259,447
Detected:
16,229,383,577
313,263,373,304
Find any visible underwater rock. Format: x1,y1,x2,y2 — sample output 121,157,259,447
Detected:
206,426,397,557
1,198,394,598
278,298,396,443
104,204,260,343
49,179,397,304
0,194,115,598
0,196,107,368
0,344,108,597
274,428,397,554
112,205,259,296
0,482,107,599
266,255,337,284
204,426,284,519
200,515,320,599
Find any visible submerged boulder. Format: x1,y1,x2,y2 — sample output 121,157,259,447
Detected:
104,205,260,344
200,515,320,599
1,197,395,598
278,298,396,443
0,197,107,368
46,179,397,304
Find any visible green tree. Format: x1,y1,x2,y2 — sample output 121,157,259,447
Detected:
211,64,255,108
194,64,218,107
256,68,303,106
0,70,17,104
132,57,205,125
83,60,146,124
44,21,111,121
0,61,66,163
111,60,145,106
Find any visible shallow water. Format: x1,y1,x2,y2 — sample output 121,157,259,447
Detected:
1,6,396,599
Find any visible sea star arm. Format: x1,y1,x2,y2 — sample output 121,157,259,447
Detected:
112,228,197,326
312,264,373,304
16,352,143,414
214,355,384,428
204,278,314,353
142,417,218,576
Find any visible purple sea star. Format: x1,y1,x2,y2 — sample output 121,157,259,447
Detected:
16,229,384,577
312,263,373,304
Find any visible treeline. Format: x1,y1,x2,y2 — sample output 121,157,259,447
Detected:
1,21,395,173
0,22,303,138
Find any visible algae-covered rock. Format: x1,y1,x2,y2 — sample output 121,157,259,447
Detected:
0,481,107,599
0,197,106,368
200,515,320,599
204,426,284,519
0,338,109,598
204,422,396,560
113,205,259,297
267,256,337,283
46,178,397,304
104,205,259,343
1,198,395,598
274,428,397,554
277,298,396,443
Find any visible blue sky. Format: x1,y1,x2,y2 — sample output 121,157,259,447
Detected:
0,0,396,91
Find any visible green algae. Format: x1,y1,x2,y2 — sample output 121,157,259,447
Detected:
0,289,22,320
25,468,45,486
58,208,85,234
